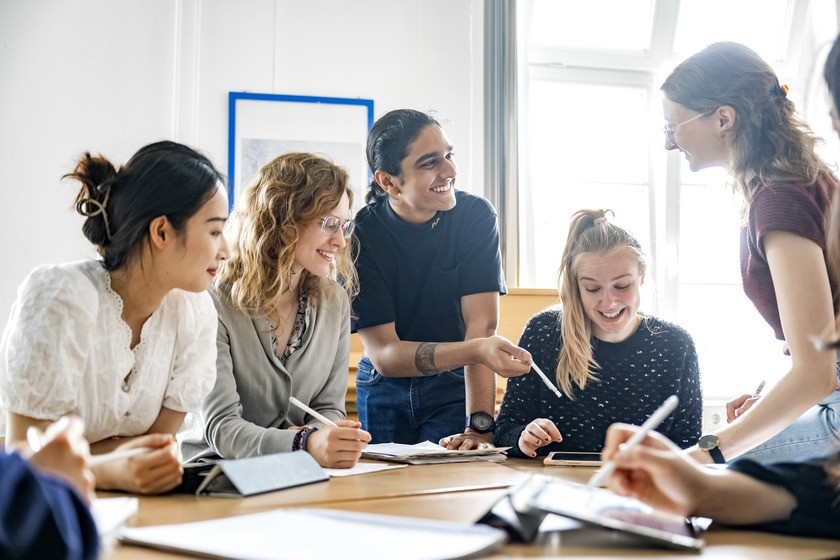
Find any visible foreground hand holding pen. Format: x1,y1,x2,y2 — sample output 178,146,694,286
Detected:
588,395,680,488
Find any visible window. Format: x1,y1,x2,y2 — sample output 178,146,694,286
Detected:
513,0,838,398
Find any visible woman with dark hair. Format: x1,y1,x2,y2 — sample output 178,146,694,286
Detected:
181,152,370,468
0,141,230,494
495,209,702,458
660,42,840,464
352,109,532,447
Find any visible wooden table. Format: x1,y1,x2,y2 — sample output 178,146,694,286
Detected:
101,458,840,559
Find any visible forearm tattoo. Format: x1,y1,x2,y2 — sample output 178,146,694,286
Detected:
415,342,439,376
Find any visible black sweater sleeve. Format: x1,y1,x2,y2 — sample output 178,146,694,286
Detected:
727,456,840,539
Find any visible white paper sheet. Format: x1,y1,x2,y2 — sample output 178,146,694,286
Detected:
321,462,407,477
119,508,506,560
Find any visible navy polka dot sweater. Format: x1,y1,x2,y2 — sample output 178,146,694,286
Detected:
495,307,703,457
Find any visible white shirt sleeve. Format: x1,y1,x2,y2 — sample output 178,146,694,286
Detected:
161,290,218,413
0,265,99,421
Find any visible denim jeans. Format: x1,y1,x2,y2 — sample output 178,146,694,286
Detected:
355,356,467,444
737,366,840,464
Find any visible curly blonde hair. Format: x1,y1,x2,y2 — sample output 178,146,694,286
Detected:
556,209,646,398
217,152,358,327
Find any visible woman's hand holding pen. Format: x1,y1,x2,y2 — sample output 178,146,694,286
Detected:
24,416,96,504
726,381,765,422
306,420,371,469
518,419,562,457
601,424,707,517
92,433,182,494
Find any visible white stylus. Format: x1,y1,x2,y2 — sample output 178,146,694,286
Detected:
587,395,680,488
289,396,338,427
529,360,564,399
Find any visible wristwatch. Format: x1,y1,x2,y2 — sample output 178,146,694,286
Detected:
698,434,726,464
466,412,496,434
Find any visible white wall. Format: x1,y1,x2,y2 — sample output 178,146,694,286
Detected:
0,0,485,325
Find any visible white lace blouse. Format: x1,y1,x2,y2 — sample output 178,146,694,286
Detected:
0,260,218,443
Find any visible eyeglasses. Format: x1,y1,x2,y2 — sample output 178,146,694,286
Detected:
321,216,355,239
663,111,713,147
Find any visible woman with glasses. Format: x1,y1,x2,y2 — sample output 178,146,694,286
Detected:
352,109,532,447
661,42,840,465
495,209,702,458
181,152,371,469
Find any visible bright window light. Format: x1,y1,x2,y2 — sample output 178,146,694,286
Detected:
529,0,655,52
673,0,791,61
521,80,650,289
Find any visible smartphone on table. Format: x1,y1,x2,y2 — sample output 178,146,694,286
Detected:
543,451,603,467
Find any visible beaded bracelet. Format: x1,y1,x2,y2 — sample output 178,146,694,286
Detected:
292,427,319,451
300,426,319,451
292,428,307,451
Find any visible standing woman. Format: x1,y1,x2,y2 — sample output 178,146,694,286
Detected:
495,209,702,458
352,109,531,447
662,42,840,464
1,141,230,494
180,153,370,469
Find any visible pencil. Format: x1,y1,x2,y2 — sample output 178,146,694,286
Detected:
752,380,766,398
289,396,338,427
587,395,680,488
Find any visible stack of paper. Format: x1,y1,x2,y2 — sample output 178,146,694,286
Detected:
120,508,507,560
361,441,510,464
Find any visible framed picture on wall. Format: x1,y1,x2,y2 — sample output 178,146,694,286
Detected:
228,92,374,213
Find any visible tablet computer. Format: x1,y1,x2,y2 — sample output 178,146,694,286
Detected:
510,475,704,551
543,451,603,467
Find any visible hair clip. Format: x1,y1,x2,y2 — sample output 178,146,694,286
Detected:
76,185,112,240
780,84,789,95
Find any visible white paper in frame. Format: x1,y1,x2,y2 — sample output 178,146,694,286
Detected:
227,92,374,214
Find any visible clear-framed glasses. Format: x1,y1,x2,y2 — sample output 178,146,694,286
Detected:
663,110,714,147
321,216,355,239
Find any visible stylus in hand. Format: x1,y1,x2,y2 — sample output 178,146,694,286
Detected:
586,395,679,488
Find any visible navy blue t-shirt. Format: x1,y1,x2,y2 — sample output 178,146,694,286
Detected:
351,190,506,343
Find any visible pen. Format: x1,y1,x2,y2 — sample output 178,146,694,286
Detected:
289,396,338,427
529,360,564,399
27,425,154,466
586,395,679,488
752,380,766,398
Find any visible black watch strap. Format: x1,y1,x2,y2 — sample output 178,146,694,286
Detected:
698,434,726,464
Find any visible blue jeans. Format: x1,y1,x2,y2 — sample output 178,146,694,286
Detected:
355,356,467,444
737,371,840,464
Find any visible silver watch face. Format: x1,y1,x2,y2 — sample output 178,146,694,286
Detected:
469,412,495,433
698,434,719,451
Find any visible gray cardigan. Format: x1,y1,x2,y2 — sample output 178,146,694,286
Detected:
180,280,350,463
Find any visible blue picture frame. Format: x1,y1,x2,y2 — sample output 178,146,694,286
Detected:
227,92,374,212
